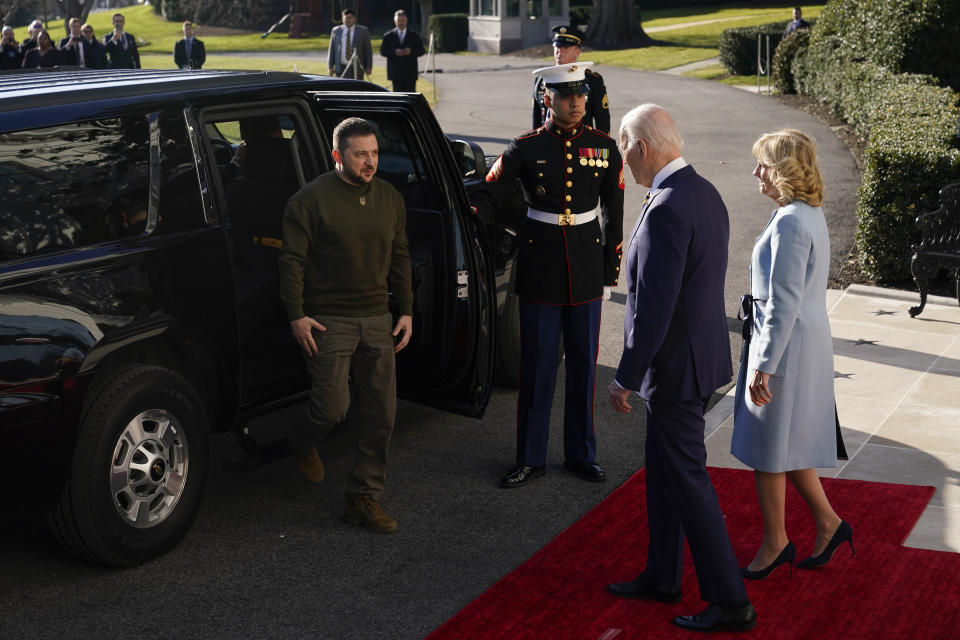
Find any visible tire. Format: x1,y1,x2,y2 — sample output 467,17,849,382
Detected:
46,364,209,567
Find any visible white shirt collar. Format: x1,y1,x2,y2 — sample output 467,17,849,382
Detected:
651,157,688,190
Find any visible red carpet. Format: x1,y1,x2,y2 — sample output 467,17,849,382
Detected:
428,468,960,639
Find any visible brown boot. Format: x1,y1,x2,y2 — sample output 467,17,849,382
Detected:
343,496,398,534
294,445,325,483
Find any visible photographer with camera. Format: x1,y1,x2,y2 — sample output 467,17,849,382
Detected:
1,26,22,69
104,13,139,69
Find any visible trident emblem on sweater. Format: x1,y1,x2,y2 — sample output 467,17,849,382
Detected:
360,196,366,206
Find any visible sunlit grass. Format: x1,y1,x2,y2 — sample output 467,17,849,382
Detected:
641,4,824,28
589,46,719,71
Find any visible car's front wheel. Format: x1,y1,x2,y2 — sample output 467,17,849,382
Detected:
47,364,209,567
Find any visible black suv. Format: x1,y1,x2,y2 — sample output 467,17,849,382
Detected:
0,68,521,566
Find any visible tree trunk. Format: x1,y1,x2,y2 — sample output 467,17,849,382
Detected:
54,0,96,38
586,0,652,50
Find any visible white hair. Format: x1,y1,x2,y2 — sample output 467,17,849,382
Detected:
619,103,684,154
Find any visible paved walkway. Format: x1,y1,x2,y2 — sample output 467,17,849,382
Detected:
705,285,960,552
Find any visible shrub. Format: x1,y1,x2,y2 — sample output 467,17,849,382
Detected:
804,0,960,91
427,13,467,53
795,43,960,280
161,0,188,23
771,28,809,95
792,0,960,282
719,22,788,76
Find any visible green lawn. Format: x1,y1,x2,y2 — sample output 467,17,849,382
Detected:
16,3,821,87
589,4,823,70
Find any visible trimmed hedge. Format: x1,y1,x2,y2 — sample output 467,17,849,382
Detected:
427,13,467,53
771,28,809,94
794,31,960,281
719,22,788,76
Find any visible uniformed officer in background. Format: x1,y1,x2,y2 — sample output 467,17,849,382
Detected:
532,26,610,134
483,62,624,488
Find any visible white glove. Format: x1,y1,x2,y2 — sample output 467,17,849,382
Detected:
603,286,612,301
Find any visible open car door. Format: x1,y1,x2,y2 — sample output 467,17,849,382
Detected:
310,92,495,417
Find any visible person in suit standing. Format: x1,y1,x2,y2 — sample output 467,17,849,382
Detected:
784,7,811,35
58,17,82,49
482,63,624,488
379,10,424,92
104,13,140,69
1,26,22,69
76,24,106,69
532,25,610,134
174,21,206,69
606,104,755,633
327,9,372,80
731,129,853,578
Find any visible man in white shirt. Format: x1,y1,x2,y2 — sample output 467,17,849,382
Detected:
327,8,372,80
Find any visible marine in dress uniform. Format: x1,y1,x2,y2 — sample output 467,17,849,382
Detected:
532,26,610,134
486,62,624,487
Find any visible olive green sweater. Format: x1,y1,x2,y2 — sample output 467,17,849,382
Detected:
279,171,413,320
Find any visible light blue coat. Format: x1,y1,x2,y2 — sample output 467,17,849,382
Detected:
731,200,836,472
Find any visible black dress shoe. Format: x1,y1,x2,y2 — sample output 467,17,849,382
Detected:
563,460,606,482
606,581,681,604
500,464,546,488
673,603,756,633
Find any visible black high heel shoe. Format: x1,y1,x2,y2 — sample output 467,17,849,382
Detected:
741,541,796,579
798,520,855,569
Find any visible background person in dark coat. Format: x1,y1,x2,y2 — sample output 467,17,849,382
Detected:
58,17,81,49
22,31,60,68
18,19,42,56
606,103,755,634
1,26,22,69
104,13,140,69
784,6,811,34
70,24,106,69
379,10,424,92
174,20,205,69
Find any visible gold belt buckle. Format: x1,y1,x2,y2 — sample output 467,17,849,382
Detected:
558,212,575,226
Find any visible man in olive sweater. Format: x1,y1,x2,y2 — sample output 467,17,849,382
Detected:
279,117,413,534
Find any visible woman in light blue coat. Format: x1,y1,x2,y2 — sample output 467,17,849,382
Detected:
732,130,853,579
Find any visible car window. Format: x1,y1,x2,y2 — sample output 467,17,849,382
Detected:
157,111,204,234
0,116,153,261
203,110,308,247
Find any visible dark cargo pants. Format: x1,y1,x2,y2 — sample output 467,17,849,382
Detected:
291,312,396,501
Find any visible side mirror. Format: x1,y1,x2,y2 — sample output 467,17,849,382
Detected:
450,139,486,180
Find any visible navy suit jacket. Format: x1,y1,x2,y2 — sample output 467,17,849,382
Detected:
379,28,424,82
616,164,732,401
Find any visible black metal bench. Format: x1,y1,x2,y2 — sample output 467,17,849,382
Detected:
909,181,960,317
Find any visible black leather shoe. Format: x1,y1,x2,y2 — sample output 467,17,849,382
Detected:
500,464,546,488
673,603,756,633
563,460,606,482
606,581,681,604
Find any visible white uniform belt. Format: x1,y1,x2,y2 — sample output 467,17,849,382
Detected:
526,207,597,226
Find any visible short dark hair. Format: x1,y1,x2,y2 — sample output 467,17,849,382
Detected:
342,9,356,17
333,117,377,152
793,6,802,12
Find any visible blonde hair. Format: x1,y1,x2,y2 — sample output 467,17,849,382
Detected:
751,129,825,207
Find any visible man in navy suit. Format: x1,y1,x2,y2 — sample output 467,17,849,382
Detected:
606,104,755,633
103,12,140,69
379,10,424,92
